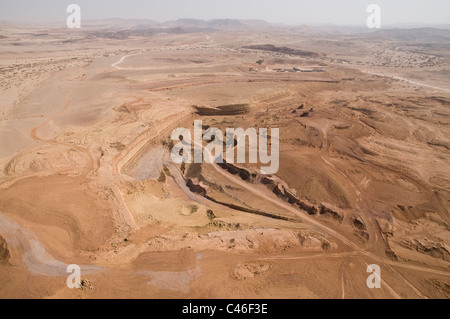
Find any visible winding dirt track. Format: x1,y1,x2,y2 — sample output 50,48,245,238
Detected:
366,71,450,93
112,51,144,70
29,79,94,180
193,139,450,298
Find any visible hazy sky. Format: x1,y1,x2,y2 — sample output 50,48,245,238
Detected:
0,0,449,26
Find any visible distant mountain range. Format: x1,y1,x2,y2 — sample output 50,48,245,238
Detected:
80,18,274,31
81,18,450,37
363,27,450,42
2,18,450,43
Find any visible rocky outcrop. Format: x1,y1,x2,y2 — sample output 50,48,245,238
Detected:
298,232,334,251
184,172,294,222
385,249,399,261
217,161,255,181
195,104,250,116
354,230,370,242
186,178,207,196
297,201,318,215
0,235,10,264
231,262,271,280
319,205,344,223
206,209,216,221
399,238,450,261
262,175,299,203
262,176,321,216
272,183,299,204
205,196,294,222
243,44,320,58
352,216,366,231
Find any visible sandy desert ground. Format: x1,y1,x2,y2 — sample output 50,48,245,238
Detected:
0,20,449,298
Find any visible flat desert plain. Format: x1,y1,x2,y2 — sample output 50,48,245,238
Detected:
0,21,449,298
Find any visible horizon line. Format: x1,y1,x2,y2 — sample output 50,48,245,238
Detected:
1,18,450,29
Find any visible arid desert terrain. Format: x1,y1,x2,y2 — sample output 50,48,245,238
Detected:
0,20,449,298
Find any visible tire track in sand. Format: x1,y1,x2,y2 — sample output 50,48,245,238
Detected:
0,78,100,277
30,79,94,180
0,212,103,277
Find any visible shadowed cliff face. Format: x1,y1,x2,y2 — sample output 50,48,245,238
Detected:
0,235,10,264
